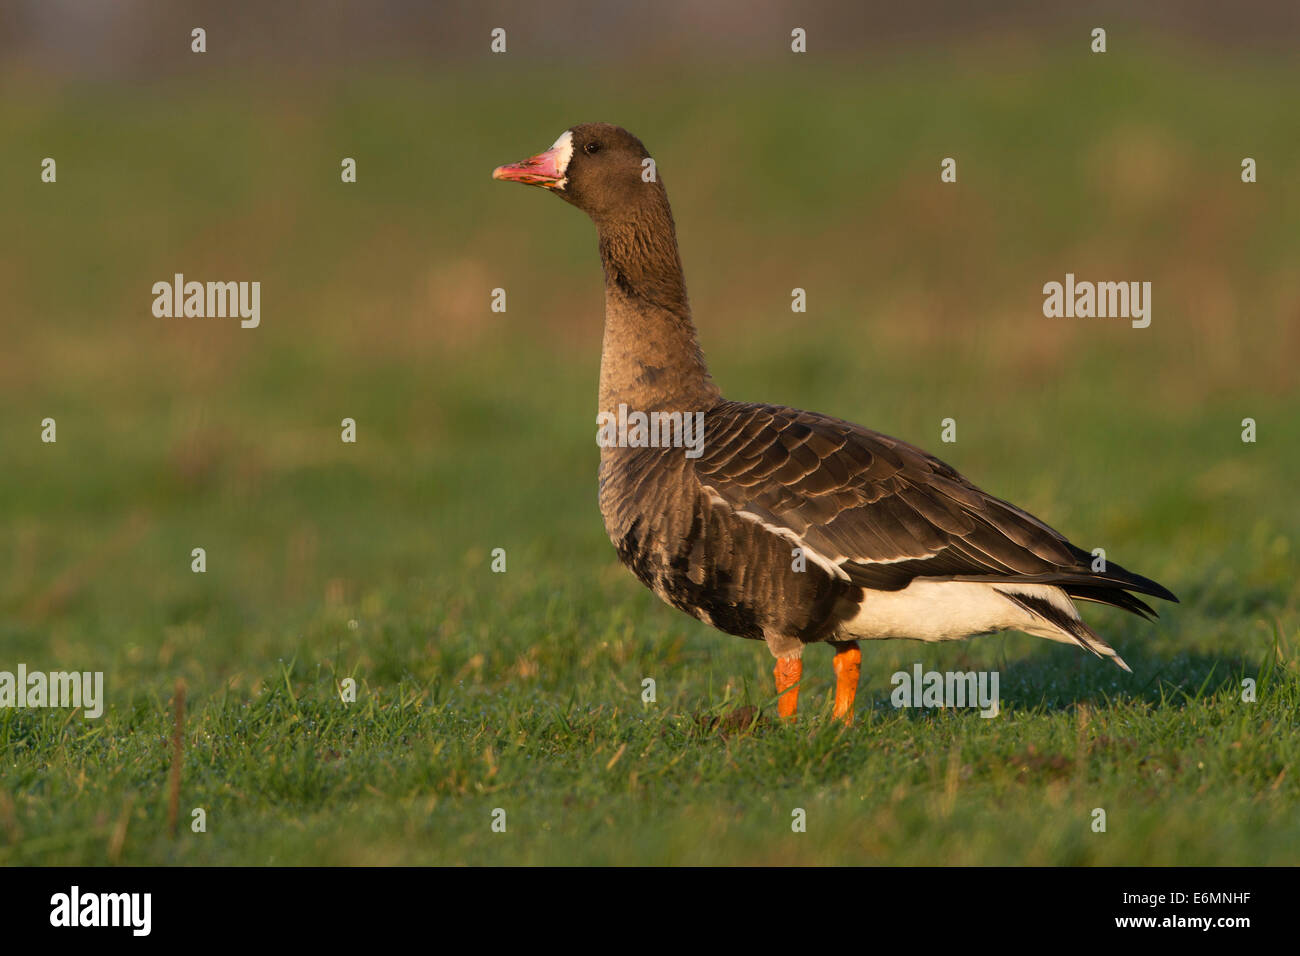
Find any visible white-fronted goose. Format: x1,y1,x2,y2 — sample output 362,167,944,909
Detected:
493,123,1177,722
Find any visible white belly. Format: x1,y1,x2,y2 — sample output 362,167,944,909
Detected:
844,580,1078,645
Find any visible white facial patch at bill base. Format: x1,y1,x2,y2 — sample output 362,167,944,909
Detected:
550,130,574,188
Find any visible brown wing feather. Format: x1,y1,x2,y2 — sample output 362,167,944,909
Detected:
693,401,1176,604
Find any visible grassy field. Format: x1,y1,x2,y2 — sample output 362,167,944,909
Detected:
1,38,1298,864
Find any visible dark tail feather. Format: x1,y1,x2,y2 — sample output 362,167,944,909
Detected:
996,588,1132,672
1064,546,1179,604
1063,584,1158,621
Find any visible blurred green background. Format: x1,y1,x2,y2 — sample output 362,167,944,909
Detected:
0,2,1297,864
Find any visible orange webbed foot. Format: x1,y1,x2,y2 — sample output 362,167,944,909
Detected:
832,642,861,725
773,656,802,719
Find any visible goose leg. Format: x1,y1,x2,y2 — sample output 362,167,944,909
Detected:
773,656,802,719
832,641,861,724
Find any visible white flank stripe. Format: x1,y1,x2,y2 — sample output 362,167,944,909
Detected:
704,490,849,582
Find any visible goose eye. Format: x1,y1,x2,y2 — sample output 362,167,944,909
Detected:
584,142,601,155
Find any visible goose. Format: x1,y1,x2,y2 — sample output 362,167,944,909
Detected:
492,123,1177,723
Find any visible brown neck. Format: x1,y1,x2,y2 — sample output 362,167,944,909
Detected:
594,197,721,415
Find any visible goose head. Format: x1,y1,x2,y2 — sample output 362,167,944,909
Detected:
493,122,660,223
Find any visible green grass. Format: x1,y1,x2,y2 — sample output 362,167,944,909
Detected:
1,37,1298,864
